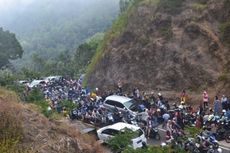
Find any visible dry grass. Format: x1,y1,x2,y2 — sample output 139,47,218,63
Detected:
0,88,27,153
52,122,104,153
0,88,104,153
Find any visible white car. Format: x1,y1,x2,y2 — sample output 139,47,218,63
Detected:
44,76,62,83
97,122,147,149
103,95,139,116
28,80,46,88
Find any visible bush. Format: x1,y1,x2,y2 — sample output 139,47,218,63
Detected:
122,145,186,153
219,21,230,45
184,126,202,137
159,25,172,39
25,88,44,102
158,0,184,14
0,69,16,86
107,128,136,152
59,100,76,112
192,3,207,11
0,89,27,152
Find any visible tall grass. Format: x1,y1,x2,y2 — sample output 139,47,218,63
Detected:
0,88,27,153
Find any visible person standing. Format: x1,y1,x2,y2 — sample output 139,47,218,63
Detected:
221,95,228,110
117,79,122,95
180,90,187,103
203,90,209,110
213,96,220,115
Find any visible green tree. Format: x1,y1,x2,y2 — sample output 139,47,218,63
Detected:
0,28,23,68
73,33,104,74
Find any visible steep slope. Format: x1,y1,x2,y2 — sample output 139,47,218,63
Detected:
87,0,230,93
0,88,102,153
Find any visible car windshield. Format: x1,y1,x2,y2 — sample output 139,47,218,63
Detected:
132,129,143,138
123,100,138,111
121,128,143,138
123,100,135,109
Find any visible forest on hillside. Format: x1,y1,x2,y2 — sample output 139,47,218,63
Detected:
0,0,119,74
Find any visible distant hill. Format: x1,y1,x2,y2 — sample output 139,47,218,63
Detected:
0,0,119,69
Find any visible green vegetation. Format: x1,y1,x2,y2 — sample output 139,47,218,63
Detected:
24,88,76,118
159,22,172,39
25,88,44,102
0,0,119,73
218,71,230,82
0,89,27,153
107,128,186,153
158,0,184,14
0,69,15,86
122,145,186,153
0,28,23,68
73,33,104,75
219,21,230,45
107,130,186,153
107,128,136,151
192,3,207,11
185,126,202,137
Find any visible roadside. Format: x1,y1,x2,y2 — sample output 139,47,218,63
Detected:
62,118,230,153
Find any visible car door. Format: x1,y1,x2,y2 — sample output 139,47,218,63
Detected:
104,100,116,110
100,129,119,142
113,101,125,112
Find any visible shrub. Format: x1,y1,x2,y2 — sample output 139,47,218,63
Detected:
25,88,44,102
0,69,15,86
184,126,202,137
107,128,136,152
158,0,185,14
219,21,230,45
0,89,27,152
122,145,186,153
192,3,207,11
59,100,76,112
159,25,172,39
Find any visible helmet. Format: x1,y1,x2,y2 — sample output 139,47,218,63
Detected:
158,93,162,96
222,109,226,113
178,105,183,109
217,148,222,153
161,142,167,147
95,87,99,91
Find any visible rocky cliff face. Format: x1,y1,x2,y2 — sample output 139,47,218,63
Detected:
87,0,230,93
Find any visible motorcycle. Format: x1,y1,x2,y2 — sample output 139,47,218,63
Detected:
195,132,222,153
149,126,161,140
215,119,230,143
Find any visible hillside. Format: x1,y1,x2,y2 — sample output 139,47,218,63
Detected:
87,0,230,94
0,88,102,153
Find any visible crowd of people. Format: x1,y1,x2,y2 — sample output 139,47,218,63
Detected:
24,76,230,142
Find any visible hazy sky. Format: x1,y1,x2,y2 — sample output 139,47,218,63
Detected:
0,0,35,11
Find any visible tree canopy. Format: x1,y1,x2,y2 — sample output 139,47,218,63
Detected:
0,28,23,68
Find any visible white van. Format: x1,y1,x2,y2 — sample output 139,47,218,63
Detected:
103,95,139,116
